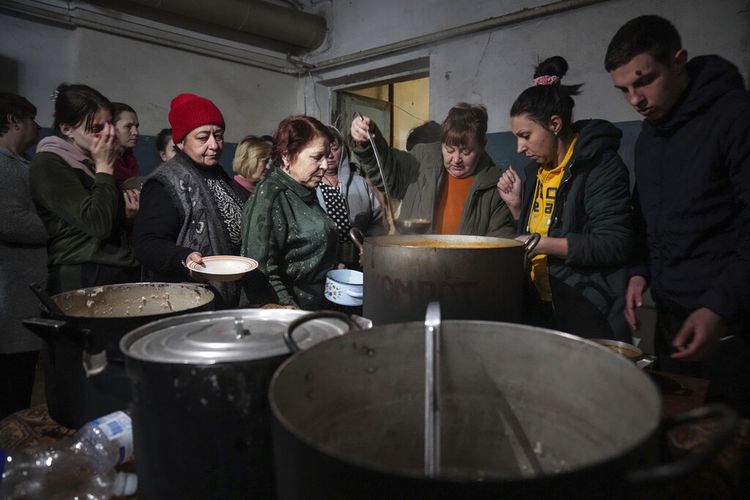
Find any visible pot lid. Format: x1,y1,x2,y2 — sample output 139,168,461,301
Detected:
122,309,357,364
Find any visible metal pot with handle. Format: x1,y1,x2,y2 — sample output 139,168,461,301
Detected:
120,308,368,500
350,232,539,325
269,307,737,499
22,282,215,428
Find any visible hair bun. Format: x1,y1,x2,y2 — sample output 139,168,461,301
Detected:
533,56,569,80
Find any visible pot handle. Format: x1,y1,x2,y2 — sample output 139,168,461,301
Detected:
349,227,365,256
284,310,363,354
29,283,65,316
625,404,738,487
523,233,541,257
22,317,70,345
22,318,108,377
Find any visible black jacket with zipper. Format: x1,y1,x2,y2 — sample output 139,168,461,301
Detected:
516,119,634,340
631,55,750,331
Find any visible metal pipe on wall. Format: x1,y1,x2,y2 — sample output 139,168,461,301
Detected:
300,0,611,73
118,0,327,51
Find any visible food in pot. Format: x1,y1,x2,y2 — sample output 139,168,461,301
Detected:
397,240,518,249
54,284,210,318
592,339,642,360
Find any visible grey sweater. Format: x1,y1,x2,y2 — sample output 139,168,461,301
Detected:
0,148,47,353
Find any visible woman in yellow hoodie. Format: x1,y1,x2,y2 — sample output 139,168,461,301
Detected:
497,56,634,341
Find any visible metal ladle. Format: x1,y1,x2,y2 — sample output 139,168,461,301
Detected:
353,112,396,233
424,301,441,477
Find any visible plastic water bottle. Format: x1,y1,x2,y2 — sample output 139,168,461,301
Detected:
0,411,137,499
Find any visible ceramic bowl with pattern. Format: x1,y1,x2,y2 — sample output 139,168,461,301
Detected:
325,269,363,306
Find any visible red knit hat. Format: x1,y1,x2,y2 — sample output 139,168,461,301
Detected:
168,93,225,143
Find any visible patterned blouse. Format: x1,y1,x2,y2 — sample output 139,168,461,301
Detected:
320,184,352,243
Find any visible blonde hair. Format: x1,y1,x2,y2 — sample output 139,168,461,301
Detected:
232,136,272,179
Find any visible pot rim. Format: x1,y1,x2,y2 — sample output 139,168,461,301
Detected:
48,282,215,319
326,269,364,286
269,321,662,483
119,308,356,365
363,234,525,248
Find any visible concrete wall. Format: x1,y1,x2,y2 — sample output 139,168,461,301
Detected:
2,0,748,163
306,0,750,135
0,12,300,141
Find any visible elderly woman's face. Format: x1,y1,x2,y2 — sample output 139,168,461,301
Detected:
441,134,482,179
178,125,224,167
114,111,139,151
283,135,329,188
325,138,342,174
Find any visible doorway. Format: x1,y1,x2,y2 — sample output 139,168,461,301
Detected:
332,76,429,150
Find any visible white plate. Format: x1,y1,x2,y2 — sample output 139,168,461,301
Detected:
187,256,259,282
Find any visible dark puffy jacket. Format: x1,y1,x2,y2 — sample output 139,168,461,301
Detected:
631,55,750,329
517,119,634,340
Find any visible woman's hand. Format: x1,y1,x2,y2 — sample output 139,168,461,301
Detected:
90,122,119,175
515,235,568,259
123,189,140,220
624,275,647,331
185,251,209,282
350,116,373,148
497,166,522,220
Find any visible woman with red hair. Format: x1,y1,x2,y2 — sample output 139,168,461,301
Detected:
241,115,337,309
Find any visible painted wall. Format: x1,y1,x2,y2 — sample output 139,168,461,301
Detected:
3,0,749,171
0,12,300,140
305,0,750,146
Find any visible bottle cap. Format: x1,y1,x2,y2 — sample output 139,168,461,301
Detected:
112,472,138,496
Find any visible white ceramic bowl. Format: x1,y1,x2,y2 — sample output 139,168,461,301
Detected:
187,256,259,282
325,269,363,306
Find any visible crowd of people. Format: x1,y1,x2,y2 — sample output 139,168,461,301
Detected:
1,14,749,420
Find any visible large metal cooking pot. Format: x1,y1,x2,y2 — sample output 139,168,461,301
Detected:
120,309,368,500
353,233,538,325
22,282,215,428
270,319,737,499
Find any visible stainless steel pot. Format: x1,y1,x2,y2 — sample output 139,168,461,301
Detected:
120,309,368,500
22,282,215,428
352,234,538,325
270,319,737,499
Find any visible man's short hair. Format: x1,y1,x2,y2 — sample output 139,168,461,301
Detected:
604,15,682,72
0,92,36,136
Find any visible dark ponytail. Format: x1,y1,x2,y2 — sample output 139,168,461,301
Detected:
52,83,112,134
510,56,582,134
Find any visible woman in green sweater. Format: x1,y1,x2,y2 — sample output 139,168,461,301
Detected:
241,116,337,309
29,84,138,293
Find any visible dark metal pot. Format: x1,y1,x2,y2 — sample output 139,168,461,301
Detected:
269,320,737,499
22,282,215,428
120,309,367,500
353,234,538,325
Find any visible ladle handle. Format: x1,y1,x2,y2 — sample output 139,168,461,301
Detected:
29,282,65,316
353,112,396,234
284,310,363,354
349,227,365,256
424,301,441,477
625,404,738,487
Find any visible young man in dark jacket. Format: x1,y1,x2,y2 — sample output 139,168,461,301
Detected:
606,15,750,416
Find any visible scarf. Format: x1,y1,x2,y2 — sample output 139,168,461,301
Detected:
36,136,95,179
